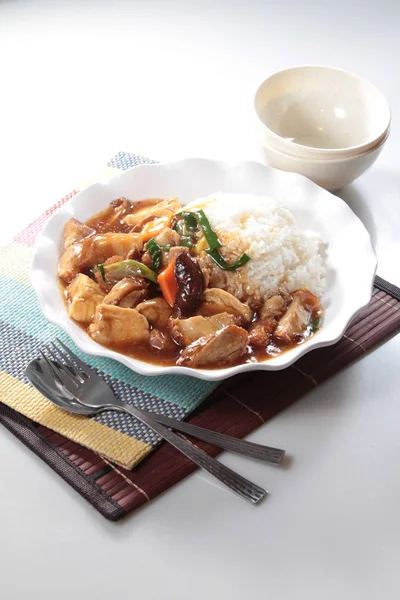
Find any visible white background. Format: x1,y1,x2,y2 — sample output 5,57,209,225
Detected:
0,1,399,598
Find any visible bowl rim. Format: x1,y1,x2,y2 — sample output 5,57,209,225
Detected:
30,158,378,382
254,64,392,159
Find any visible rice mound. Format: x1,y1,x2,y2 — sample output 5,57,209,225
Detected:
188,193,326,307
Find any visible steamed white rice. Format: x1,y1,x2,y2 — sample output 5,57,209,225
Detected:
186,192,326,306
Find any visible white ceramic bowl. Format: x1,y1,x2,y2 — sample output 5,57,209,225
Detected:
31,159,377,381
254,65,391,161
261,130,388,191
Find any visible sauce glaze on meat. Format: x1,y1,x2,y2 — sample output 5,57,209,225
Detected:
58,198,322,369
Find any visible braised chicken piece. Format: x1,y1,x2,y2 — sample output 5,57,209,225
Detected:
58,234,142,283
275,290,321,343
148,329,177,352
248,320,276,349
123,198,181,243
93,255,124,292
159,197,182,213
79,233,143,269
103,277,139,304
89,304,149,345
141,227,182,269
170,313,234,346
128,210,174,234
103,277,148,308
197,288,253,324
197,254,227,289
58,242,84,283
65,274,105,323
118,289,149,309
63,218,95,250
259,294,288,321
135,298,172,329
140,251,153,269
123,197,181,228
168,246,190,265
177,325,248,367
154,227,180,247
249,293,289,349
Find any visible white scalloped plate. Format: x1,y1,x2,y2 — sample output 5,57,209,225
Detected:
31,159,377,381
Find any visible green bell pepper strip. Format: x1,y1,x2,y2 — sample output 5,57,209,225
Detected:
193,210,221,251
178,210,221,251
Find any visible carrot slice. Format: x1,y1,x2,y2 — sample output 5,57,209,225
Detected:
140,213,174,242
158,258,178,306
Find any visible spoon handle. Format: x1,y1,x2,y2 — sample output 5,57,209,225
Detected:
117,403,267,505
136,407,284,463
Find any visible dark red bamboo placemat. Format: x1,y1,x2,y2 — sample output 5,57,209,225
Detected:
1,275,399,521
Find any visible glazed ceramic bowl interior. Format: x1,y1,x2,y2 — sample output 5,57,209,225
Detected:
254,66,391,159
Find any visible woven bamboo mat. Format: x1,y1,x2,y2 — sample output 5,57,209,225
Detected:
1,275,399,520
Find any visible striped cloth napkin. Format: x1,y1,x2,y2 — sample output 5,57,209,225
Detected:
0,152,218,469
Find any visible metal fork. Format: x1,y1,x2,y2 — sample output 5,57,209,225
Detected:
40,339,268,505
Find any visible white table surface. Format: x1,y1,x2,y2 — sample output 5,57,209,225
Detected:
1,1,399,598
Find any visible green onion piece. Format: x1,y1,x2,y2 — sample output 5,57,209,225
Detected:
145,238,162,272
311,316,322,333
206,249,251,271
174,220,185,236
175,209,221,251
195,210,222,251
180,236,194,248
95,263,107,282
181,211,198,231
103,259,158,283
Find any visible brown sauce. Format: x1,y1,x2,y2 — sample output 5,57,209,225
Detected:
85,198,161,233
59,199,323,369
61,280,321,369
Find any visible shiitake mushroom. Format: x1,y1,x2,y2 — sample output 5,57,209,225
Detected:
174,253,204,316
